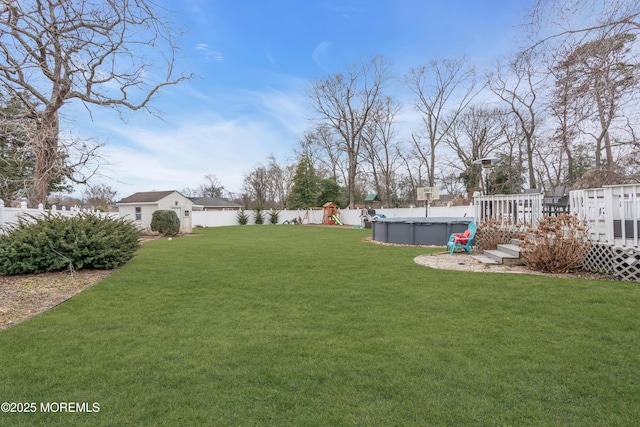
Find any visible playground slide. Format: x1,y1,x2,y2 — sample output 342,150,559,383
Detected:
331,214,343,225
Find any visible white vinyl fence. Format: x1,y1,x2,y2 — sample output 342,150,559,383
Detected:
1,200,474,232
191,205,475,228
0,200,117,233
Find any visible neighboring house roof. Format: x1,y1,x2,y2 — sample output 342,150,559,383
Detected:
190,196,242,208
117,190,182,204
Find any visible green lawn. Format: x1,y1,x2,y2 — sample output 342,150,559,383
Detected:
1,226,639,426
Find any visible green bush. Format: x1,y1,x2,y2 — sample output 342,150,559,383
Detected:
237,209,249,225
253,206,264,225
268,209,280,225
0,213,141,275
150,210,180,236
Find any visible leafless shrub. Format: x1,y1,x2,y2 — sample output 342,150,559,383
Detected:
520,214,591,273
475,218,525,251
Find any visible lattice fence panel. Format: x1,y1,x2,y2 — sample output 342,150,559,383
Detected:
583,244,613,274
583,243,640,282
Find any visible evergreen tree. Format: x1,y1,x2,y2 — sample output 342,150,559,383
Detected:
0,96,34,202
490,154,525,195
287,157,320,209
318,178,343,207
0,94,71,203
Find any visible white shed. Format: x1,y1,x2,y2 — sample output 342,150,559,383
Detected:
117,190,193,234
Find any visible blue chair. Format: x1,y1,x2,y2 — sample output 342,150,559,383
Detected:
446,222,477,255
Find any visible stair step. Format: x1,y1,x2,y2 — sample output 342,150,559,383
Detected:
484,249,525,266
497,244,522,257
471,254,500,265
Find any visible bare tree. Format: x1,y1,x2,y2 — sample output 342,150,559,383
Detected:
520,0,640,189
527,0,640,46
307,56,391,208
547,44,588,187
437,170,467,199
83,182,117,211
360,96,402,206
556,33,639,184
198,174,226,198
297,124,347,185
242,164,270,208
0,0,192,206
237,156,295,209
47,192,83,208
488,51,545,189
405,57,479,188
443,106,507,195
397,144,428,206
265,155,293,209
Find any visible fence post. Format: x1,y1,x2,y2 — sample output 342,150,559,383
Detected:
605,187,615,245
0,199,4,229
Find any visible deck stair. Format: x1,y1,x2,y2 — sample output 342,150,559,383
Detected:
471,241,525,266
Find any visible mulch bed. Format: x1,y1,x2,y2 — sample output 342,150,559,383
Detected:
0,269,114,331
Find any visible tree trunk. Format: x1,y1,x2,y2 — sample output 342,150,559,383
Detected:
429,147,436,187
348,153,357,209
595,94,615,172
29,111,59,207
527,135,536,189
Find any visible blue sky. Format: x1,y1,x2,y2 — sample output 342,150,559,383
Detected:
68,0,532,199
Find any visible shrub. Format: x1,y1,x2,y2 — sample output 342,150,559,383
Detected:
475,218,524,251
0,213,141,275
268,209,280,225
236,209,249,225
520,214,591,273
253,206,264,225
150,210,180,236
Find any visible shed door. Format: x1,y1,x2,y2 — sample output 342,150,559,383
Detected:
171,207,183,232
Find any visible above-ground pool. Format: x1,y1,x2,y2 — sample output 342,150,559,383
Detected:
372,217,473,246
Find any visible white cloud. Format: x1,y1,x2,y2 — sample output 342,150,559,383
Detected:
103,114,293,196
312,41,331,70
66,71,312,199
266,50,276,66
254,88,309,136
194,43,223,61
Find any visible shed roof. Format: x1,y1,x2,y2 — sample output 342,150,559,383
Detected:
117,191,178,204
190,196,242,208
364,194,380,202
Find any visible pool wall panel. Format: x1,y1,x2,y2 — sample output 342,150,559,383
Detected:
372,217,472,246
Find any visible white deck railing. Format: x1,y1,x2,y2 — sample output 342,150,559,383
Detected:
473,193,544,227
473,184,640,249
571,184,640,249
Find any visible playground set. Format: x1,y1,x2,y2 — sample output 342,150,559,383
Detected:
284,203,344,225
283,199,384,228
322,202,343,225
320,202,384,227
